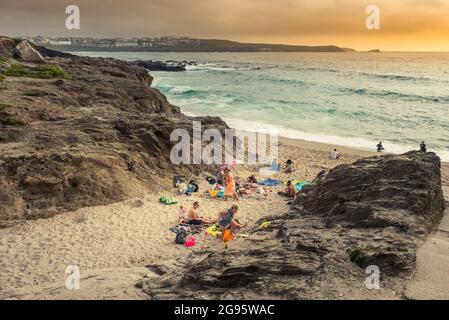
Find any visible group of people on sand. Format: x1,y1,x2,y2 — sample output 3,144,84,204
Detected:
180,201,246,237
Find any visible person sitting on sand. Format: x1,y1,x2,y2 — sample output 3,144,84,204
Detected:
278,181,296,198
377,142,385,153
284,159,294,173
218,205,247,234
331,149,340,160
187,202,213,225
420,141,427,153
223,167,239,201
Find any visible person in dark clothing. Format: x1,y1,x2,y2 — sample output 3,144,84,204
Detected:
420,141,427,153
377,142,385,153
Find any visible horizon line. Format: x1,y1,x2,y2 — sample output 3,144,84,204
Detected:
6,34,449,53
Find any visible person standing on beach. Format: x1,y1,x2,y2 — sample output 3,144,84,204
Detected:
420,141,427,153
223,167,239,201
377,142,385,153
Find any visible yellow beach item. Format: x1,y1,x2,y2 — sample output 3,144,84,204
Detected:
207,224,221,238
260,221,271,229
209,190,219,198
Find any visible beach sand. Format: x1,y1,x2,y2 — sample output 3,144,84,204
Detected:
0,137,447,300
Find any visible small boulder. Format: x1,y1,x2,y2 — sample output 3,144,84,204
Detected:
14,40,45,63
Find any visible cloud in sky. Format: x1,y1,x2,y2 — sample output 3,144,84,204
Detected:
1,0,448,51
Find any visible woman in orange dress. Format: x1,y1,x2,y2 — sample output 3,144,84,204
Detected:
223,167,239,201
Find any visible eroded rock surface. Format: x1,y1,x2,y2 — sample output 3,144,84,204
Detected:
0,37,227,224
138,151,445,299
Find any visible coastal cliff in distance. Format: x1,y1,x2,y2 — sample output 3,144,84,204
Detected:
29,36,355,52
0,36,227,226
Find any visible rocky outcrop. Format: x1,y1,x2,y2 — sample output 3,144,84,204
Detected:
135,60,187,72
14,40,45,63
138,151,445,299
0,36,228,225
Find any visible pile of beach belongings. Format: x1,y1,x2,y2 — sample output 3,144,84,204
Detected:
176,180,199,196
170,224,203,247
208,187,225,199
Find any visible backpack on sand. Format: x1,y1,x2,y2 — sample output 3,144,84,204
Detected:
175,227,188,245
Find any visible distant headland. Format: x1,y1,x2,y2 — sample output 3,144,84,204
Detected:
23,36,355,53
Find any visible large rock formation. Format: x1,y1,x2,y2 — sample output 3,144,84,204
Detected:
138,151,445,299
0,37,227,225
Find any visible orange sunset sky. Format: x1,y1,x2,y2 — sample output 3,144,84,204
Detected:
0,0,448,51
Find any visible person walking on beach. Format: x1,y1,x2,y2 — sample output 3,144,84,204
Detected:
420,141,427,153
377,141,385,153
223,167,239,201
218,205,247,234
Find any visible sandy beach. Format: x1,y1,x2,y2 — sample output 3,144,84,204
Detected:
0,136,447,300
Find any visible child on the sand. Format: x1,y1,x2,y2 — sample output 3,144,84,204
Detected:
178,206,187,224
284,160,294,173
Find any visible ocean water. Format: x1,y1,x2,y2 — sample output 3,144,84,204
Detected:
75,51,449,160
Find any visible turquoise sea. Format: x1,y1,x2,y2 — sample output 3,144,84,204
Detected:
75,51,449,161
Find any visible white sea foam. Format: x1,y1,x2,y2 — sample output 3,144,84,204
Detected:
220,117,449,161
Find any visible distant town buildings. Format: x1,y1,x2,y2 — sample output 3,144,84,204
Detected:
25,36,201,49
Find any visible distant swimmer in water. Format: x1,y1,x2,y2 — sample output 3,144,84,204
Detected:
420,141,427,153
377,142,385,153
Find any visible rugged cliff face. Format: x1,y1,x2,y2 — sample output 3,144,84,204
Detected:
0,37,227,225
138,151,445,299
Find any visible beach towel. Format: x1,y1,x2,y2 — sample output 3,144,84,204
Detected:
258,179,282,187
294,181,311,191
159,196,177,205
